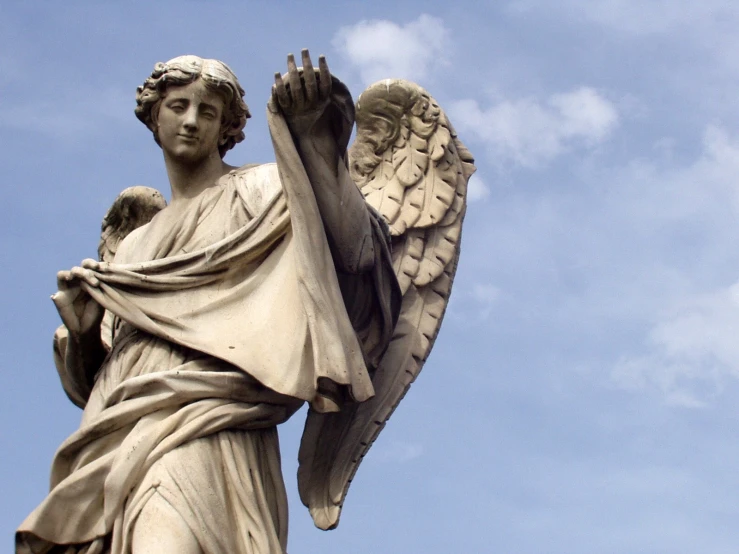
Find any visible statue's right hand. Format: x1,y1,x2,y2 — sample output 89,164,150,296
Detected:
52,264,104,337
272,49,332,136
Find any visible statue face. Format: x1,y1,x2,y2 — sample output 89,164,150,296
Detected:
156,79,226,165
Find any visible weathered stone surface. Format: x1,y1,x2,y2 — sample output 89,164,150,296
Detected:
17,51,474,554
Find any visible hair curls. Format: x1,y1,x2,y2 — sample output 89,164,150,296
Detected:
135,55,251,158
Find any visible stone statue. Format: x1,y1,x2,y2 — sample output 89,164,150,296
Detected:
16,50,475,554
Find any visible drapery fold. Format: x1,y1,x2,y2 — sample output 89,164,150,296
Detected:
17,79,398,554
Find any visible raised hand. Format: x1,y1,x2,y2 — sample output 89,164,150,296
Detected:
272,49,332,135
52,259,105,337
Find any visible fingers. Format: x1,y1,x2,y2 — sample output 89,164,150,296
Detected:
287,53,302,108
80,258,100,271
57,270,73,290
318,55,332,98
51,286,102,335
57,261,102,290
51,288,80,319
302,49,317,104
51,290,73,309
273,71,290,110
59,266,100,288
71,266,100,288
272,50,332,123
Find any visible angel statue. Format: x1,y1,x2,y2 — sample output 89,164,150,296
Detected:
16,50,475,554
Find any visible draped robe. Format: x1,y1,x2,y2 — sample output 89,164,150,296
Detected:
16,93,401,553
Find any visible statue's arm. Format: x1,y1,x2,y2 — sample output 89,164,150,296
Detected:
52,262,107,405
295,124,374,274
275,50,374,274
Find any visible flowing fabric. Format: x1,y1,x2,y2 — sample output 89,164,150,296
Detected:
17,85,400,554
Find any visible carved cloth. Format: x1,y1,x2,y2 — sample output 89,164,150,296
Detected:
16,86,399,554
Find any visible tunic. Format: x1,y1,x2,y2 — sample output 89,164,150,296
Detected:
17,133,400,552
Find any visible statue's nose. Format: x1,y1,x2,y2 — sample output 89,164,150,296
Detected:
183,107,199,131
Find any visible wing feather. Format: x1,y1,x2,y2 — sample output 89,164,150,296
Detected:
414,217,462,288
391,228,425,295
415,156,457,227
392,130,428,186
363,175,404,226
392,180,425,234
299,78,475,530
98,186,166,263
427,121,451,161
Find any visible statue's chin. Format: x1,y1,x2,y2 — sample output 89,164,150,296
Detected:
165,146,217,167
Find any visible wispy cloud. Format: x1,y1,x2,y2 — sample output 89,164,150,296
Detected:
553,125,739,405
446,279,502,325
613,281,739,407
371,440,424,463
332,14,450,85
508,0,739,35
450,87,619,168
467,174,491,203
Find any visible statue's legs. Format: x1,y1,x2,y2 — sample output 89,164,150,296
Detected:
131,491,202,554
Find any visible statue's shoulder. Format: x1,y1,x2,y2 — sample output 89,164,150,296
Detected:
228,162,282,217
113,222,150,263
229,162,279,185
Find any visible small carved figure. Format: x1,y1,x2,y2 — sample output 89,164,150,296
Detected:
17,50,474,553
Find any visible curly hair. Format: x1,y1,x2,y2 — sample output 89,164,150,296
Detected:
135,55,251,158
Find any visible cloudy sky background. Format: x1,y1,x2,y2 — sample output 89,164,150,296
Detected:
3,1,739,552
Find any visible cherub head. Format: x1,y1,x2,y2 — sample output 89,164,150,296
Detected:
135,55,251,158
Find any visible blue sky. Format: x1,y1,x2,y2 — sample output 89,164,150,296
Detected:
3,1,739,552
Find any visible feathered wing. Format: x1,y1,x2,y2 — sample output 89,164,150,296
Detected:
298,80,476,530
54,186,166,408
97,186,167,263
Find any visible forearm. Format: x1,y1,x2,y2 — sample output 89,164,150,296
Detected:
295,128,375,273
63,327,106,401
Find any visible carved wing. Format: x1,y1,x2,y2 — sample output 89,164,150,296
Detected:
98,186,167,263
54,186,166,408
298,80,475,530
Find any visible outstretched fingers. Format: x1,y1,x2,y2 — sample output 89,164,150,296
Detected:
274,71,290,110
318,55,331,98
287,53,303,109
271,50,333,131
302,49,317,104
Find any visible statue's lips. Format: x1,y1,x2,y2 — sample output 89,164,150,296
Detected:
177,134,198,142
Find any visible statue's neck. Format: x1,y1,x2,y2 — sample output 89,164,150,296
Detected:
164,153,236,204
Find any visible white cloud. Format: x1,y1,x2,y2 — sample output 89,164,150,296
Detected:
467,174,490,203
451,119,739,406
608,126,739,225
613,282,739,408
444,279,501,326
450,87,619,168
506,0,739,91
332,14,450,85
371,440,424,463
599,127,739,407
508,0,739,35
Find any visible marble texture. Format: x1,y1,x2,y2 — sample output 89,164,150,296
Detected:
17,51,474,553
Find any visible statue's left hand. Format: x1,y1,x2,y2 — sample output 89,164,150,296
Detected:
52,259,105,338
272,49,332,136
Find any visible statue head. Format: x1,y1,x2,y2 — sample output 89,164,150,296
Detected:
135,55,251,158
